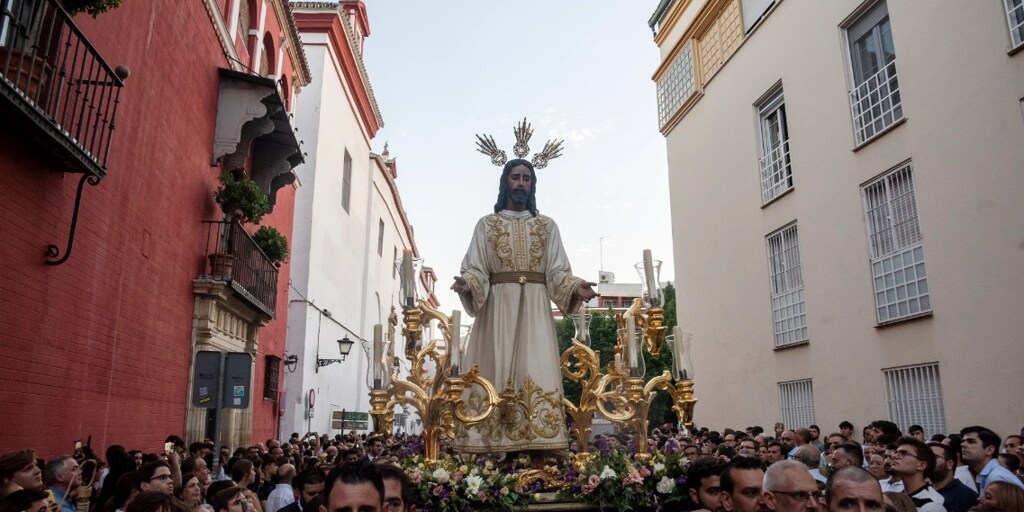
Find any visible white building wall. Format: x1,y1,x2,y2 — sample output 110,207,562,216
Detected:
656,0,1024,437
283,17,420,436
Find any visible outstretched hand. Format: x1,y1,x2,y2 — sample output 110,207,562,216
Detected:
577,281,598,302
451,276,471,295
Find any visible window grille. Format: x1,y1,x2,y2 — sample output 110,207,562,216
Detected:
862,164,930,323
656,40,696,128
846,1,903,144
766,224,807,346
263,355,281,401
698,0,743,82
342,150,352,213
757,87,792,203
779,379,815,429
1007,0,1024,48
883,363,946,438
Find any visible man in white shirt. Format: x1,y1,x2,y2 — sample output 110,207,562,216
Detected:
888,437,944,512
264,464,296,512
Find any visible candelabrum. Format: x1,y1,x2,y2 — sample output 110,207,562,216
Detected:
370,299,500,461
564,298,698,462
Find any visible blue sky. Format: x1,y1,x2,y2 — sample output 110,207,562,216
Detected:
361,0,673,311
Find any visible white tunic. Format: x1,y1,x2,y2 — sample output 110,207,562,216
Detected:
453,210,584,453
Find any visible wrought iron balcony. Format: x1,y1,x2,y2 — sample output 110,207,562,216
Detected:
0,0,127,178
201,220,279,317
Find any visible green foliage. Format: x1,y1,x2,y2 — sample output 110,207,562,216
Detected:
558,282,679,431
214,171,269,224
253,226,288,263
64,0,123,17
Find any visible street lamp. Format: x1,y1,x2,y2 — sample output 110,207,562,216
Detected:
316,336,354,371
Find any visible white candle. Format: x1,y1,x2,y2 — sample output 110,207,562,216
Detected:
449,310,461,375
643,249,658,305
402,249,415,305
373,324,383,388
673,326,686,380
626,316,638,372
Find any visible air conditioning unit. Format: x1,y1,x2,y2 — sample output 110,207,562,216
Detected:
598,271,615,284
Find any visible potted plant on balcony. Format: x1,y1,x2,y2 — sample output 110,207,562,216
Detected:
62,0,122,17
214,170,269,224
210,170,270,277
253,226,288,267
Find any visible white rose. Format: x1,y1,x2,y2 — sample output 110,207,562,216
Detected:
656,476,676,494
599,465,617,480
653,462,666,474
432,468,451,484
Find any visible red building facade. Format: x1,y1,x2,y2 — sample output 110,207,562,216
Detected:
0,0,309,456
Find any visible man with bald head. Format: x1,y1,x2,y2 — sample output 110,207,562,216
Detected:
266,463,296,512
762,460,819,512
823,466,884,512
792,445,826,484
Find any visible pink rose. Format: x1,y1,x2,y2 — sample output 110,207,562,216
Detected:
478,491,489,501
587,475,600,487
639,467,651,478
582,483,597,495
432,485,444,496
452,471,464,482
410,472,422,483
499,487,509,497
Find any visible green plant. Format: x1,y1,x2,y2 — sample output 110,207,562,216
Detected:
214,170,269,224
63,0,123,17
253,226,288,264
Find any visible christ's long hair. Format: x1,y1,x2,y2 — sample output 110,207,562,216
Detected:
492,158,538,217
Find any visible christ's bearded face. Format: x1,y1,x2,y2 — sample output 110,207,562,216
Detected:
507,164,532,206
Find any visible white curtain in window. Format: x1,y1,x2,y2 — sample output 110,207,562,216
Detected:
741,0,775,32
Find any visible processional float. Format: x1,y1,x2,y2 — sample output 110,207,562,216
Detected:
367,248,698,464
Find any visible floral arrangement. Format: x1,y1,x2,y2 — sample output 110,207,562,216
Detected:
559,450,691,511
402,454,532,512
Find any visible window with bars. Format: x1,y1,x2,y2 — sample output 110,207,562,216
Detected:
656,40,696,128
766,224,807,347
883,363,946,438
757,86,792,204
342,150,352,213
846,1,903,144
862,164,930,324
779,379,815,429
1007,0,1024,49
263,355,281,401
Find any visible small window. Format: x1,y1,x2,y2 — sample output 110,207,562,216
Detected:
377,219,384,257
766,223,807,347
1006,0,1024,49
883,363,946,438
392,246,397,277
263,355,281,401
342,150,352,213
845,1,903,144
756,85,792,203
778,379,815,429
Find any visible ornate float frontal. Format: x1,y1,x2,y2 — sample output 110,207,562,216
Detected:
361,248,698,510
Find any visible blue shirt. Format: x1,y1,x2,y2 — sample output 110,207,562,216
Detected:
976,458,1024,491
49,487,76,512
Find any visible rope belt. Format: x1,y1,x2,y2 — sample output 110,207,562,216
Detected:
488,271,546,399
489,271,546,285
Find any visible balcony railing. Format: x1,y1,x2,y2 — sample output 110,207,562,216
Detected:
201,220,278,317
849,59,903,146
0,0,126,177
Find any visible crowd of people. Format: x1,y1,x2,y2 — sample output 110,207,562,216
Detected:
0,420,1021,512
